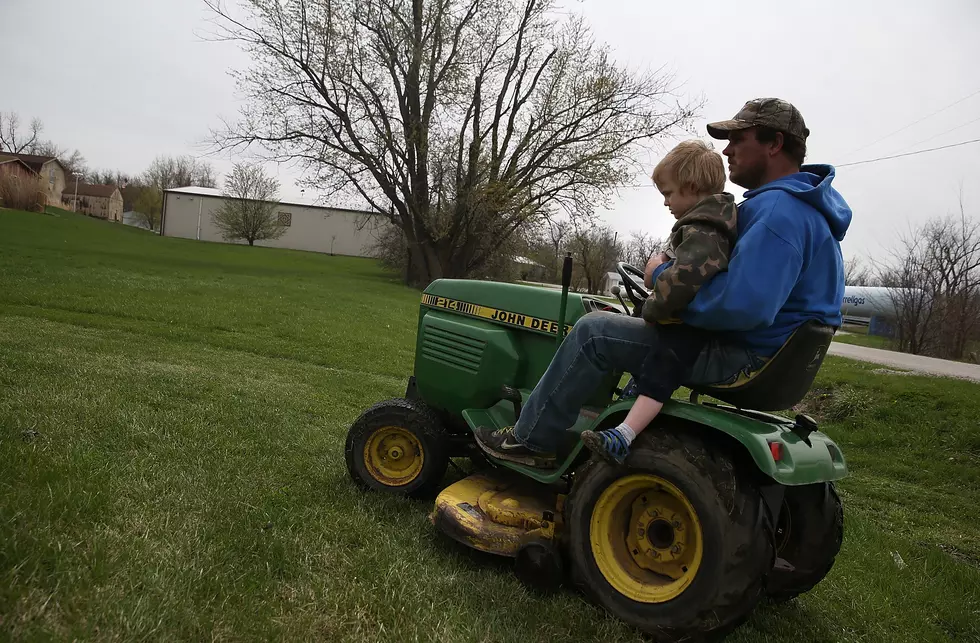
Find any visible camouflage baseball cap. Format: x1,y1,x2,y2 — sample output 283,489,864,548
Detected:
707,98,809,141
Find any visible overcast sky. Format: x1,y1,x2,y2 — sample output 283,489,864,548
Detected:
3,0,979,263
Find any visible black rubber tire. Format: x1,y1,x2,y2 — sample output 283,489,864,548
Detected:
766,482,844,603
344,398,449,498
564,427,773,642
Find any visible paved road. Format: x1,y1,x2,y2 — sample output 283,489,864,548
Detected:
828,341,980,383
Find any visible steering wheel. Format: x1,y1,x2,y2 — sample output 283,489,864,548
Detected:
616,262,649,313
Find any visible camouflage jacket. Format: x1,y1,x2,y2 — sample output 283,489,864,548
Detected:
642,193,738,324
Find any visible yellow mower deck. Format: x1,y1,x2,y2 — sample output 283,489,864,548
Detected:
429,472,562,556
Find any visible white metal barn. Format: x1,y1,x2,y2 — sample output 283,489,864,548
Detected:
160,186,387,257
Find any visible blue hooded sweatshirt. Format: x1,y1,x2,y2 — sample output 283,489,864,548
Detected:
666,164,852,356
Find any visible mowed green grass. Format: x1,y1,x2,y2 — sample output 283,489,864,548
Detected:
832,329,894,351
2,209,979,642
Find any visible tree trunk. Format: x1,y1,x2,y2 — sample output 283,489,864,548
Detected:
404,240,444,287
398,217,446,287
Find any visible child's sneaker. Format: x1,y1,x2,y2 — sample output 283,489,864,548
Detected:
580,428,631,465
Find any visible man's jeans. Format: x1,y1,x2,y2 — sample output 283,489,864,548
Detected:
512,312,767,453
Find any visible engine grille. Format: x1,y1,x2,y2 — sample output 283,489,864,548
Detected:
421,325,485,373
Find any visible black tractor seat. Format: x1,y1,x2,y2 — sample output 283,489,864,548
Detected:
685,320,837,411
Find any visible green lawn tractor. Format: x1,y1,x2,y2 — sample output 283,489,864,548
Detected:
345,256,846,641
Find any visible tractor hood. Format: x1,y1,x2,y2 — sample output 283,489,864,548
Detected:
422,279,595,338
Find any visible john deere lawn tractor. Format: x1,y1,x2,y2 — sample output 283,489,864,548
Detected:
345,256,846,641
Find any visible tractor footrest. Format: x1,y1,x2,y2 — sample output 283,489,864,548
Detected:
462,397,602,435
462,397,527,434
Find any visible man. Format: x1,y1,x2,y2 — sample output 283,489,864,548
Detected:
475,98,852,467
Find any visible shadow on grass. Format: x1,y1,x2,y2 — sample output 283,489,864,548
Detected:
739,598,843,642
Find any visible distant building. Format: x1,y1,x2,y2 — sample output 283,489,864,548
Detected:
0,155,36,181
513,256,548,282
0,155,45,210
0,152,68,206
603,271,623,296
63,183,124,222
160,186,388,257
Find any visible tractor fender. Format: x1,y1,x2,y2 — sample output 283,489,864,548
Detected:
584,398,848,486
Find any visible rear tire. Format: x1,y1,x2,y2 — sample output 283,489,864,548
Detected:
564,427,772,641
767,482,843,602
345,398,449,498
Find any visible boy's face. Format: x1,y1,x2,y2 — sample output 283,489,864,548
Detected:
655,175,700,220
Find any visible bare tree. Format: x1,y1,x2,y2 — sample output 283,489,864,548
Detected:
922,206,980,359
877,201,980,359
877,238,938,356
212,163,286,246
60,150,88,178
133,186,163,231
843,256,873,286
0,113,88,178
195,162,219,189
623,230,667,270
142,155,218,190
206,0,697,286
539,217,570,282
31,140,65,158
369,220,413,282
0,112,43,154
88,169,131,185
24,139,89,179
569,223,620,295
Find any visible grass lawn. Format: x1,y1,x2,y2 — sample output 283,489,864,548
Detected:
2,208,979,642
833,325,895,351
833,332,895,351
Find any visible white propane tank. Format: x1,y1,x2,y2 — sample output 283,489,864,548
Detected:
840,286,928,318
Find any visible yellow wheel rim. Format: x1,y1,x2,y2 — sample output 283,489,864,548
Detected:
590,474,703,603
363,426,425,487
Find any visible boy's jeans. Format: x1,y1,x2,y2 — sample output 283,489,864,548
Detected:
512,312,766,453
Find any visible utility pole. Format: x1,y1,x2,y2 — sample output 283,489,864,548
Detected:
72,172,82,211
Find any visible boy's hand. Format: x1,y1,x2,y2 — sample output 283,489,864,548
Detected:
644,252,671,288
646,252,669,271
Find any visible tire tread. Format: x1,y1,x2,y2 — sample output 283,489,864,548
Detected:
564,426,772,641
766,482,844,603
344,397,449,497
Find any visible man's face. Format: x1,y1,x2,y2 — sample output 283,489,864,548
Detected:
722,128,769,189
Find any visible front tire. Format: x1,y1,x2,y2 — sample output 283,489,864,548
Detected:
564,426,772,641
345,398,449,498
767,483,844,602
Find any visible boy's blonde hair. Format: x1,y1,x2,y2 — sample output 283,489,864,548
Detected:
652,140,726,195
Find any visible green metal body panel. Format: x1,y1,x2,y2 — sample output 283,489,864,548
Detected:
462,395,847,486
415,279,616,415
414,278,848,487
658,401,848,485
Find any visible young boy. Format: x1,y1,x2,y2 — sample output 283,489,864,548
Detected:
581,140,737,465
